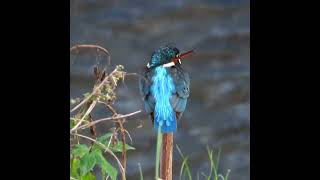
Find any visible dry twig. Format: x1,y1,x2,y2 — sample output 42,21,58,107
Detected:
75,110,141,130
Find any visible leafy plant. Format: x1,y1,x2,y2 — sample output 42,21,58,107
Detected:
70,45,141,180
70,139,118,180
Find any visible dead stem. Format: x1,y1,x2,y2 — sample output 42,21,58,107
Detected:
88,113,97,138
88,113,97,152
71,100,97,133
118,120,127,180
70,44,111,65
75,110,141,130
106,104,127,180
106,104,117,115
70,68,118,113
124,129,133,144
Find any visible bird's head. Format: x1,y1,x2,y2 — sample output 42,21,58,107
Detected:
147,46,193,69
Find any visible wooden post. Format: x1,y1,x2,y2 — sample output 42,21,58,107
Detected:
160,133,173,180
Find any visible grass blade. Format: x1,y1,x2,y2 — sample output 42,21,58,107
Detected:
138,163,144,180
176,145,192,180
225,169,231,180
155,126,162,179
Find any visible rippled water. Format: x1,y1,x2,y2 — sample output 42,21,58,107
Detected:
71,0,250,179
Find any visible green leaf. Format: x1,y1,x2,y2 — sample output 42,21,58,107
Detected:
83,92,91,98
80,153,97,176
91,133,114,151
72,144,89,158
93,149,117,180
70,120,75,129
71,159,80,178
110,142,135,152
80,172,96,180
97,132,113,145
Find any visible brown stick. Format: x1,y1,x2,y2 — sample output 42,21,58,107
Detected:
118,120,127,180
106,104,127,180
161,133,173,180
88,113,97,153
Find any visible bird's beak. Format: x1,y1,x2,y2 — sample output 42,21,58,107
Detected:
172,50,194,64
180,50,194,59
158,50,194,68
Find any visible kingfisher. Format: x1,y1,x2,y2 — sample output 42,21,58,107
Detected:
139,45,193,133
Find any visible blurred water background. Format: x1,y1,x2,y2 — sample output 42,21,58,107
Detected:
70,0,250,179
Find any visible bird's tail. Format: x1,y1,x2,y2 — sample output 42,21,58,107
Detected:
151,112,182,132
154,112,177,133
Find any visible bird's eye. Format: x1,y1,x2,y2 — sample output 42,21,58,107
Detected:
175,54,180,58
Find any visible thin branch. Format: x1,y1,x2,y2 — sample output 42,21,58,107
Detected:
72,133,125,174
97,101,109,106
107,132,113,148
70,100,97,133
106,104,117,115
70,68,117,113
124,129,133,145
105,104,127,180
70,44,111,65
76,110,141,130
88,113,97,138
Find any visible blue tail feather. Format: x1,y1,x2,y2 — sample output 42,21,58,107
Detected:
154,113,177,133
151,66,177,133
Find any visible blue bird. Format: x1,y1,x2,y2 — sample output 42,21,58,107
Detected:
139,46,192,133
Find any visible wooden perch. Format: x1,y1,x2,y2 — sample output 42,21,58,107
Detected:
161,133,173,180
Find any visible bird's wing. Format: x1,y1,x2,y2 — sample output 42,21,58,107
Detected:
169,66,190,116
139,68,155,114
